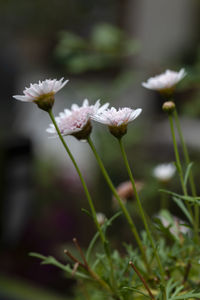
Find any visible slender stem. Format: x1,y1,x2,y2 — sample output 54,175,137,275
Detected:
129,261,155,300
87,136,150,271
64,249,112,293
118,138,165,282
48,110,105,244
48,111,119,295
173,109,199,235
168,114,194,219
72,238,114,294
182,260,191,284
161,189,168,210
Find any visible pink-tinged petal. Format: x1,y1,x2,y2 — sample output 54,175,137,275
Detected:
129,108,142,121
13,78,68,103
13,95,33,102
71,104,79,111
92,107,141,127
83,99,89,107
46,99,108,139
142,68,186,91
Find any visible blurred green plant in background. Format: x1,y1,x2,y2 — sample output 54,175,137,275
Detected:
55,23,139,74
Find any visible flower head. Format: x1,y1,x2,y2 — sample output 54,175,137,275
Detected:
153,163,176,182
112,180,144,208
13,78,68,111
142,69,186,96
96,212,106,226
46,99,109,140
92,107,142,138
156,210,190,241
162,101,176,114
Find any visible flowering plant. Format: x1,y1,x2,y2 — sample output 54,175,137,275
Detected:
13,71,200,300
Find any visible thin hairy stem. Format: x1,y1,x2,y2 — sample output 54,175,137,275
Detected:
173,109,199,237
168,114,194,220
129,261,155,300
48,110,105,244
118,138,165,283
87,136,150,272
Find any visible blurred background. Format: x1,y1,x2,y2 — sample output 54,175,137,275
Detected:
1,0,200,299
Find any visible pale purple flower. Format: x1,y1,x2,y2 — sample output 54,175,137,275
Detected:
153,163,176,182
92,107,142,127
157,210,190,240
92,107,142,138
142,69,186,92
13,78,68,102
46,99,109,140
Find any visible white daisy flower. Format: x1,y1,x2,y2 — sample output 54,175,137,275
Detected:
46,99,109,140
13,78,68,111
92,107,142,138
153,163,176,182
142,69,186,95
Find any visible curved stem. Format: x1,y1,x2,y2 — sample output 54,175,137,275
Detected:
87,136,150,271
48,110,105,244
48,110,119,295
173,109,199,236
118,138,165,283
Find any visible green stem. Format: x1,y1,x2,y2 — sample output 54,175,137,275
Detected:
48,110,105,244
161,190,168,210
87,136,150,271
173,109,199,235
118,138,165,283
168,114,194,219
48,110,119,295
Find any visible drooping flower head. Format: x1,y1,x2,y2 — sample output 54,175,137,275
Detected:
153,163,176,183
13,78,68,111
112,180,144,208
142,69,186,96
92,107,142,138
46,99,109,140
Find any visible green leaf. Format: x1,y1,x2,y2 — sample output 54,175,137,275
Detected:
166,278,179,298
173,197,193,224
184,162,194,186
86,211,122,262
81,208,92,218
171,285,184,298
160,189,200,204
122,287,152,299
172,291,200,299
29,252,46,260
86,231,100,262
29,252,91,280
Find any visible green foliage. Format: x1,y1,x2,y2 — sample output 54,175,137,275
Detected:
30,214,200,299
55,23,139,73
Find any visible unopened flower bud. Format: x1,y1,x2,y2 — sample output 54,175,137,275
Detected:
112,180,144,208
162,101,175,114
96,212,106,226
153,163,176,183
